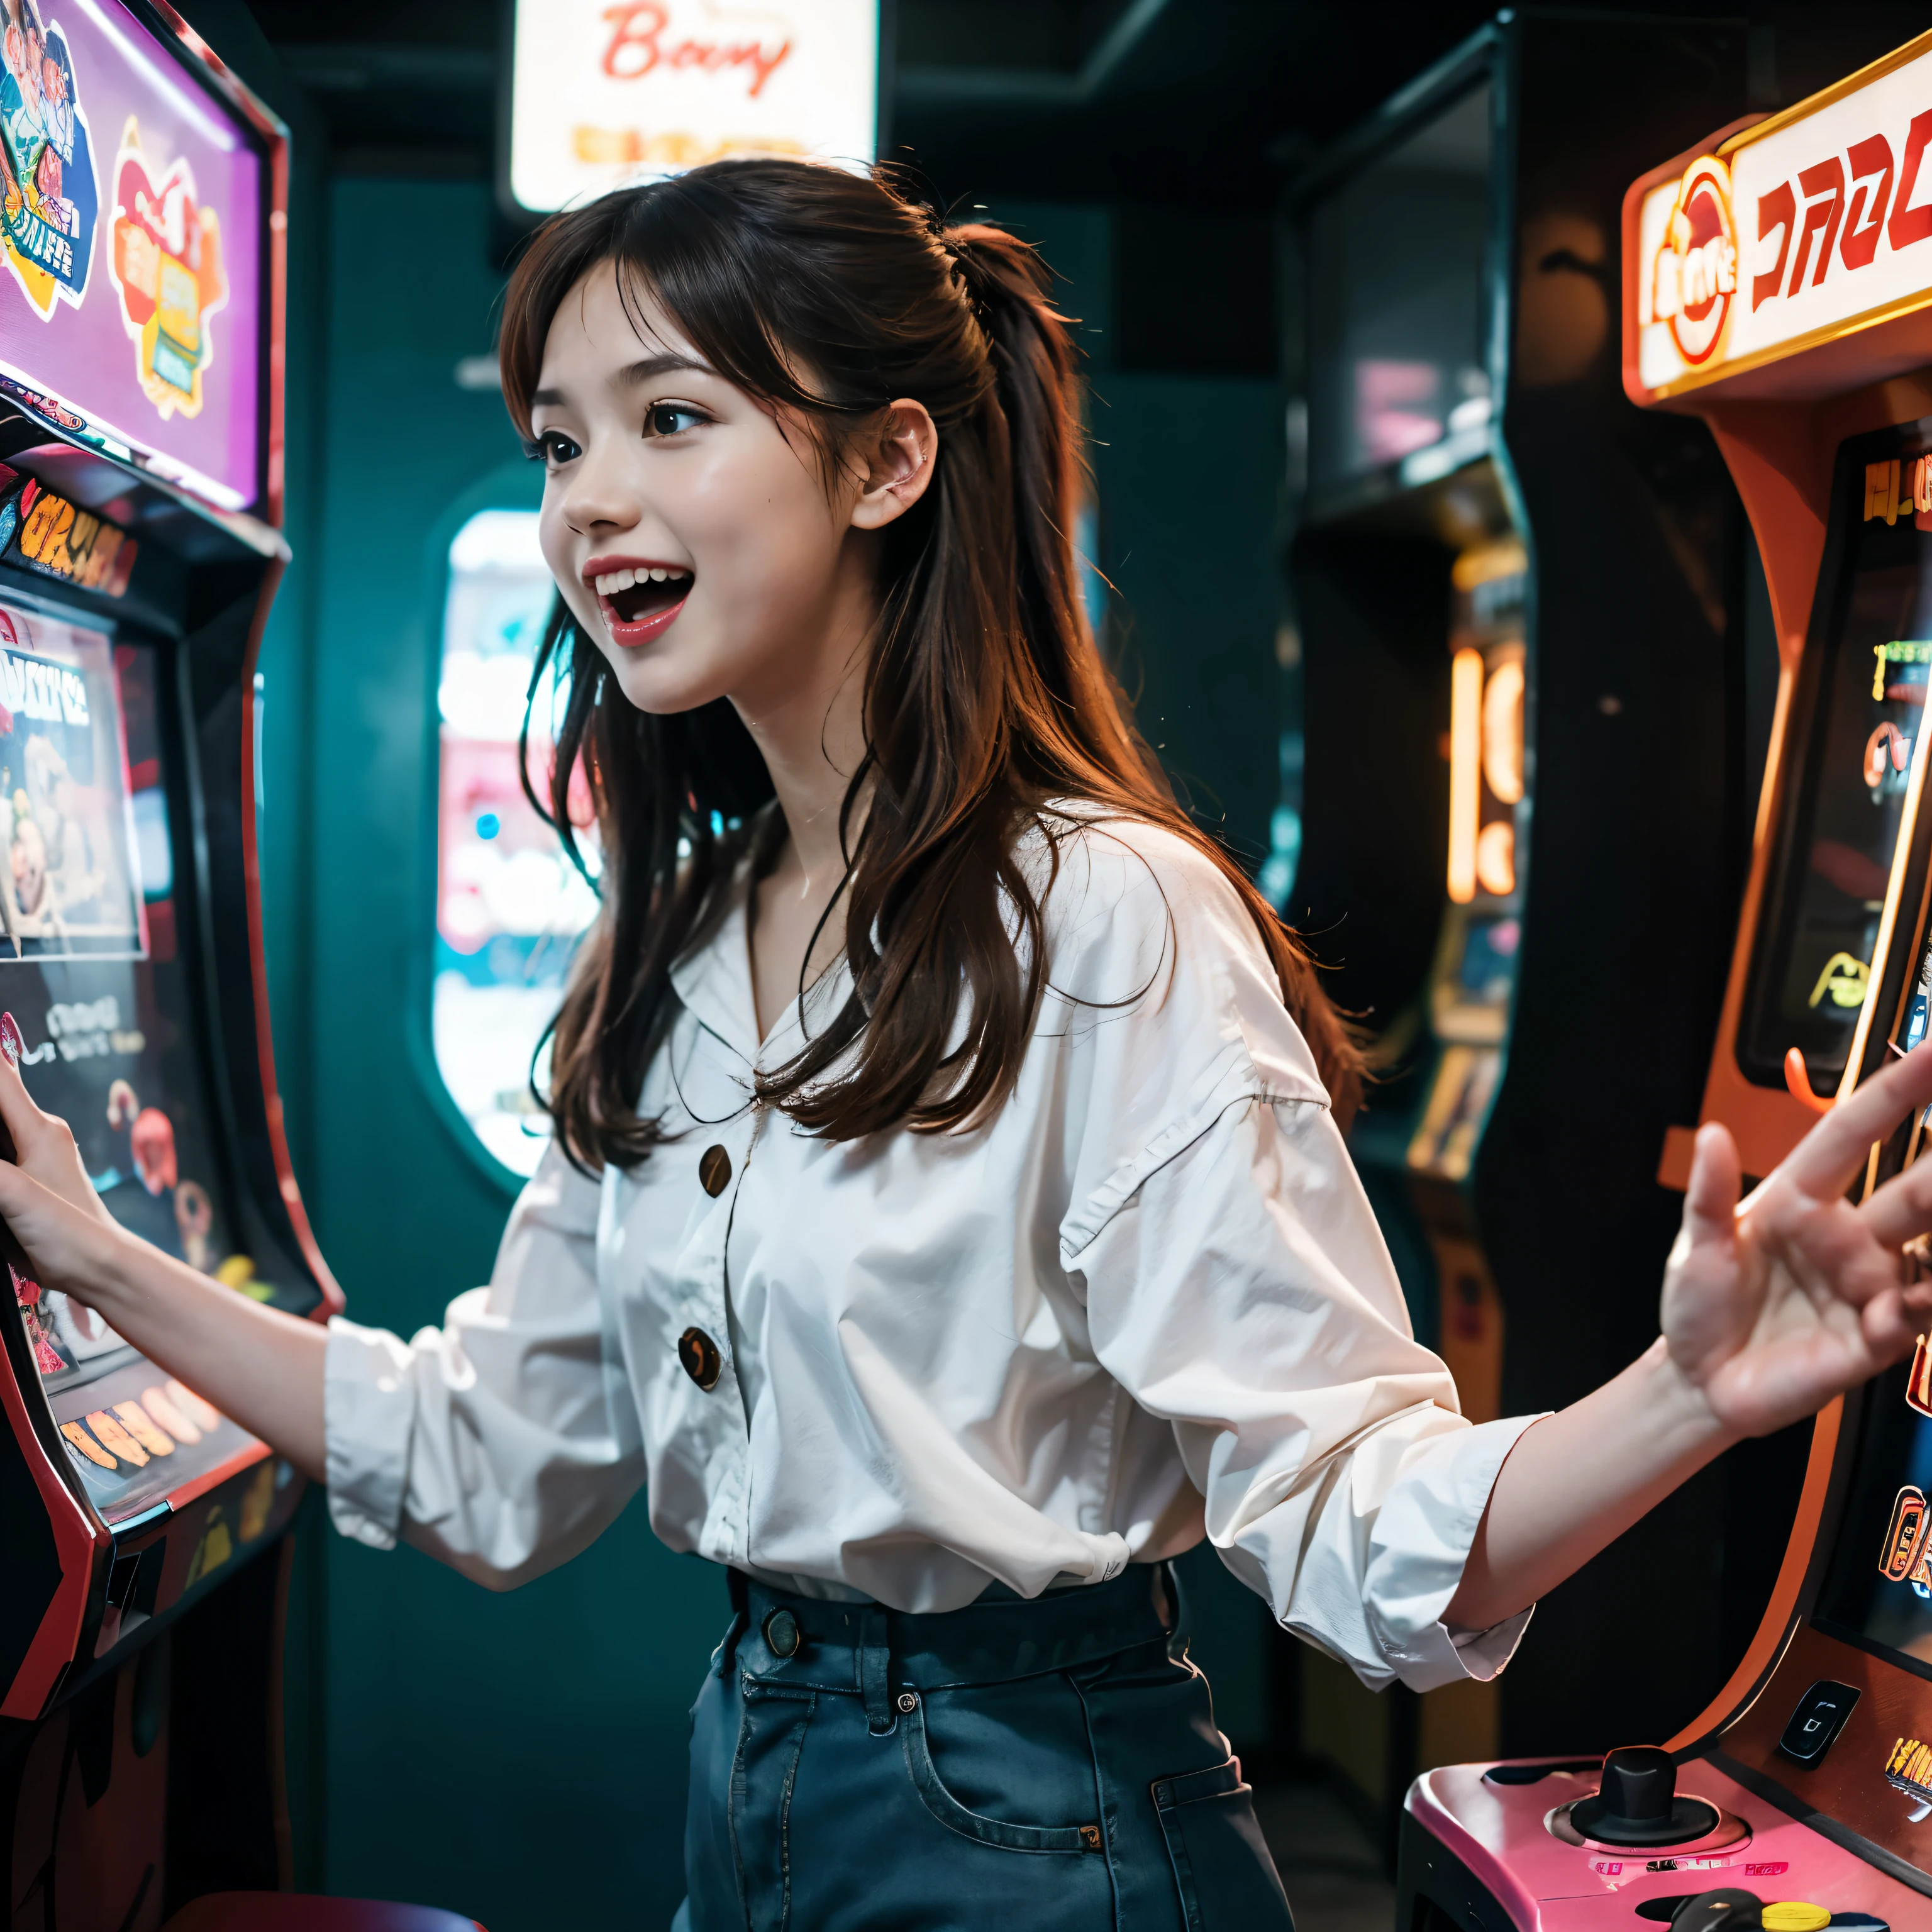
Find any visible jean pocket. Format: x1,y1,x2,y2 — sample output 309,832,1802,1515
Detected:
899,1692,1106,1856
1152,1758,1294,1931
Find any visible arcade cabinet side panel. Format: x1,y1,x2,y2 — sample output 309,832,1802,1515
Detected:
1474,11,1773,1758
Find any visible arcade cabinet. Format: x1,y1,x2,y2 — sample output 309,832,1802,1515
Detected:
1287,9,1787,1802
1401,26,1932,1929
0,7,335,1928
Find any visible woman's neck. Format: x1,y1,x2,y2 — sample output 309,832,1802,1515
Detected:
734,545,877,1037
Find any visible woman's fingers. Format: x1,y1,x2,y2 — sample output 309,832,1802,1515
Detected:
1683,1121,1743,1249
0,1009,48,1157
1860,1146,1932,1248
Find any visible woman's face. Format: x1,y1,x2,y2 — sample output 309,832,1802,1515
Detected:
531,263,897,721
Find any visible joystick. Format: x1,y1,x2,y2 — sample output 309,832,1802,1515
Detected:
1568,1746,1721,1846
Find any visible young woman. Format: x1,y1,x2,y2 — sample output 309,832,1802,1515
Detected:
2,159,1931,1928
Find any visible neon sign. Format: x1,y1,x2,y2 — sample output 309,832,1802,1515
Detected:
1630,33,1932,399
508,0,878,214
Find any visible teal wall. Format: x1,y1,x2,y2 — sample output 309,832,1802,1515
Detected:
250,175,1289,1928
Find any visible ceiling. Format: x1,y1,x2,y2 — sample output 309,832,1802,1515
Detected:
241,0,1932,208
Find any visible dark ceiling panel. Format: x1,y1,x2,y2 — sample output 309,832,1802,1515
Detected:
236,1,1932,203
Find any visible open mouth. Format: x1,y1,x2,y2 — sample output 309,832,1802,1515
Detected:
591,563,692,630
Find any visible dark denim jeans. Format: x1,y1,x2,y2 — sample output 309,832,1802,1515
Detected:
672,1565,1296,1931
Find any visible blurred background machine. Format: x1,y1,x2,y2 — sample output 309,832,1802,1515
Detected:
1285,7,1799,1816
0,4,332,1928
1403,27,1932,1929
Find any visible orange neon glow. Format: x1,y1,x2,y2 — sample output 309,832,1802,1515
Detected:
1447,647,1484,902
1482,658,1524,803
1475,819,1516,896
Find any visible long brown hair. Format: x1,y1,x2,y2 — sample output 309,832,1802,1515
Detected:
497,159,1360,1168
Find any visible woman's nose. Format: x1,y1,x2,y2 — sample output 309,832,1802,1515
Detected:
560,452,643,536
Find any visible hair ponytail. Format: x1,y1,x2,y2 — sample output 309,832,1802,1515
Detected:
499,160,1363,1167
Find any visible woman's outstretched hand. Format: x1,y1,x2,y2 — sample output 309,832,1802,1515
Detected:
1449,1042,1932,1634
1663,1042,1932,1440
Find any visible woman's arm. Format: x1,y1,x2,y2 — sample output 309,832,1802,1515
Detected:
0,1041,643,1587
1447,1046,1932,1631
0,1046,327,1474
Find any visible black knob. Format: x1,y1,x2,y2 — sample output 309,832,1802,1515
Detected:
1600,1746,1676,1821
1569,1745,1719,1847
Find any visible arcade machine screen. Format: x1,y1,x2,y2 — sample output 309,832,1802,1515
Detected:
1741,443,1932,1094
0,602,304,1527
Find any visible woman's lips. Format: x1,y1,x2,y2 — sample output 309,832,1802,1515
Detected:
597,588,690,648
582,558,694,648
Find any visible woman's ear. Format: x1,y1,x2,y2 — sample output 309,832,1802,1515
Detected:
850,400,938,531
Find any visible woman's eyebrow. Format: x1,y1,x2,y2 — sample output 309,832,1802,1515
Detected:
528,355,714,411
617,353,713,386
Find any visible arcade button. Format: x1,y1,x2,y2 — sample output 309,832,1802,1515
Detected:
1760,1908,1829,1932
1777,1680,1860,1767
1569,1746,1719,1846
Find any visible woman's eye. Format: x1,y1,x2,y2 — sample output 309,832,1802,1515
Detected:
529,431,581,467
645,403,706,438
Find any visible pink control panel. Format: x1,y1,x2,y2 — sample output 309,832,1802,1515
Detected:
1407,1760,1921,1929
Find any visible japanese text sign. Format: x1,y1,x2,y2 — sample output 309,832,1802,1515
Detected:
508,0,878,214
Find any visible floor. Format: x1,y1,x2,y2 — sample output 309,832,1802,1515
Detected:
1255,1782,1399,1932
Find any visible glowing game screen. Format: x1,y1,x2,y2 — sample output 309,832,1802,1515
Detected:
1817,1346,1932,1675
0,621,301,1512
1740,433,1932,1091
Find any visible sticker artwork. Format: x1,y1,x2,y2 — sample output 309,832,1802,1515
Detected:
0,1,95,319
105,120,226,420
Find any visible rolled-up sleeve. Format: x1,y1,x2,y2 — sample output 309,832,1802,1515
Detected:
324,1140,645,1589
1071,1093,1542,1694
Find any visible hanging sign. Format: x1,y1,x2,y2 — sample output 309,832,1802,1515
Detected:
506,0,879,215
1626,29,1932,401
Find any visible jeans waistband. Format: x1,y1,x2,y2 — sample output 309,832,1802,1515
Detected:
723,1564,1178,1731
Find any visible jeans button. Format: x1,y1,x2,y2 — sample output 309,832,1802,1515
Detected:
699,1145,731,1196
678,1326,722,1390
896,1690,917,1713
762,1607,801,1658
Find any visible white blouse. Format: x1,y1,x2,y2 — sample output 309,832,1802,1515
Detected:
324,813,1540,1693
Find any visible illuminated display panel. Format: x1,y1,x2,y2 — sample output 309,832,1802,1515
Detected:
3,629,305,1509
1738,431,1932,1090
1816,1348,1932,1675
1305,82,1492,496
508,0,878,215
0,1,264,513
433,510,596,1178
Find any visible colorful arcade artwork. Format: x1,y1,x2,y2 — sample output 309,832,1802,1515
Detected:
0,1,94,320
0,601,141,957
104,120,225,419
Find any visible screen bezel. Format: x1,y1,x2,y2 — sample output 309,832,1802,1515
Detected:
1736,415,1932,1095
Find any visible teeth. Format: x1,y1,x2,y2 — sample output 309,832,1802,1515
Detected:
592,565,692,595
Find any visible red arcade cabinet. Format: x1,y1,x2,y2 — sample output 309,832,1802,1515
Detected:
1399,26,1932,1931
0,6,337,1929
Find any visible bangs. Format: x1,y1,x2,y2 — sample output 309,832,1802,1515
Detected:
499,166,898,449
